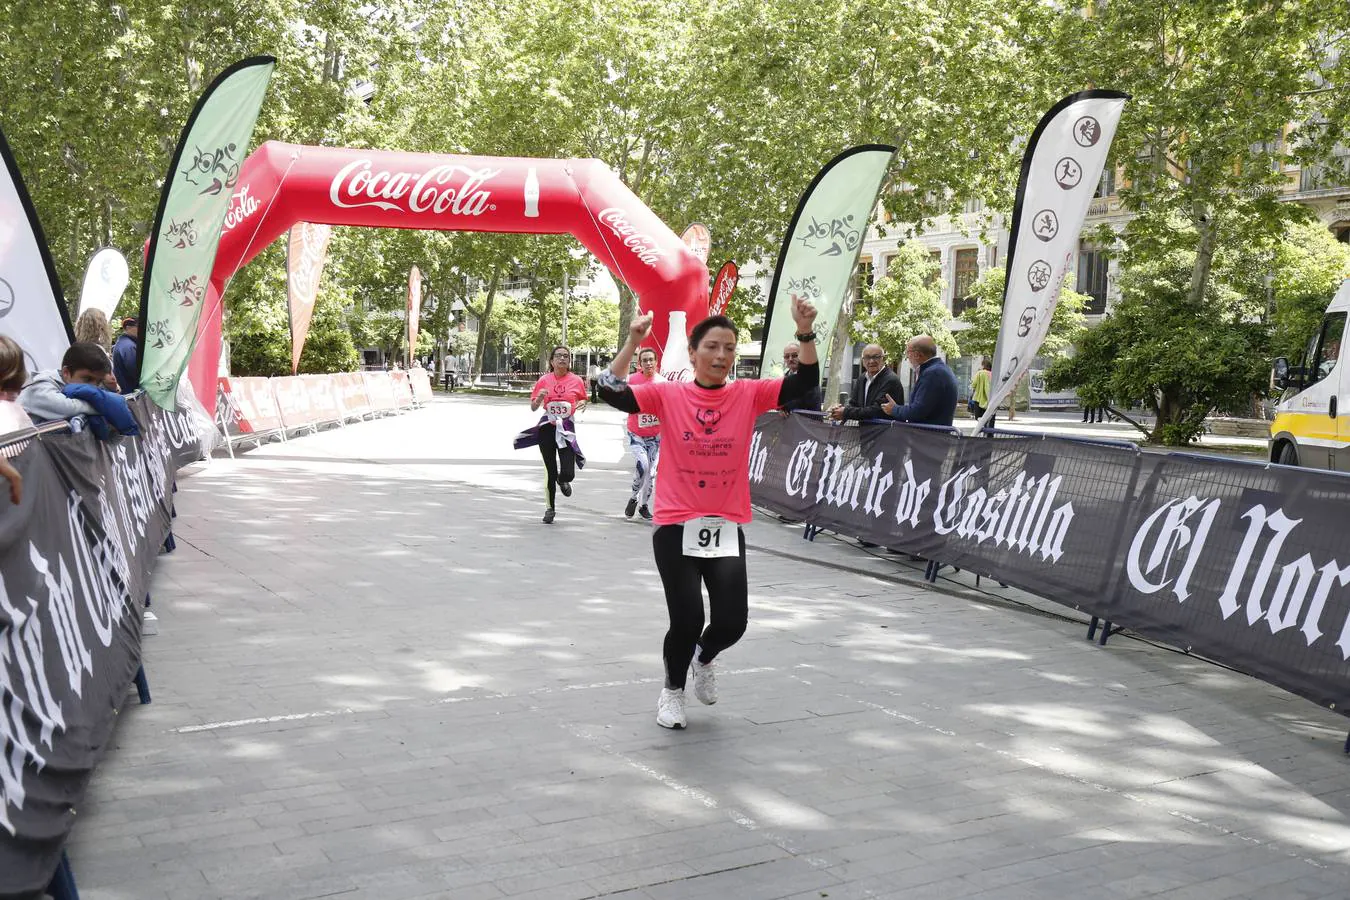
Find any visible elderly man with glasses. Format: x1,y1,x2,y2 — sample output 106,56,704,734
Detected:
881,335,958,427
778,342,823,412
827,343,904,423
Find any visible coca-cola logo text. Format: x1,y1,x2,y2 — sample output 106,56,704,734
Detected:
710,266,738,316
223,186,260,231
329,160,499,216
598,208,668,268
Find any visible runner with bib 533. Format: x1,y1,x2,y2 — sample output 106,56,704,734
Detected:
599,296,820,729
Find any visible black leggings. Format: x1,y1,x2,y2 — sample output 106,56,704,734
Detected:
652,524,748,690
538,424,576,509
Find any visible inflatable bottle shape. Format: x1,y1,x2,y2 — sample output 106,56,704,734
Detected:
523,167,540,217
659,310,691,382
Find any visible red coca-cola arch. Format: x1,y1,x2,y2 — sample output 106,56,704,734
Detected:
187,141,708,412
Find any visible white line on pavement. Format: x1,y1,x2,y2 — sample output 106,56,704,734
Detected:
169,667,778,735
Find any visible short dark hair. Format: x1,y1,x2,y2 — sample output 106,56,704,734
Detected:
62,342,111,376
637,347,657,363
549,345,570,359
688,315,738,350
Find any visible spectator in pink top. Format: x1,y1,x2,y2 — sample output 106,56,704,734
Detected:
623,346,662,520
599,296,819,729
512,346,587,524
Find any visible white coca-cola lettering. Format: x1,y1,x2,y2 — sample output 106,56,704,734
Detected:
329,160,500,216
291,225,330,304
223,186,260,231
711,273,737,315
598,207,669,268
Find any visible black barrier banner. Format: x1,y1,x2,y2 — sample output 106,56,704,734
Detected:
0,395,198,898
750,414,1350,716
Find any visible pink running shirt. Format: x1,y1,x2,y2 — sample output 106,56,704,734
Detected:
531,372,587,418
626,371,662,437
628,377,782,525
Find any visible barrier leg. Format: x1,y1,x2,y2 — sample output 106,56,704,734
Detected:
1343,730,1348,755
1087,617,1100,642
134,666,151,704
1099,621,1113,647
162,532,176,553
801,524,821,542
46,850,79,900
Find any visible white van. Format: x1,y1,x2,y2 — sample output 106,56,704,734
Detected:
1270,277,1350,468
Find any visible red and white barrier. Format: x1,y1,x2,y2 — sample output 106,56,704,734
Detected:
216,370,433,455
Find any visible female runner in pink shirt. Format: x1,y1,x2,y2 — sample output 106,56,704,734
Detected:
514,346,588,524
623,347,662,520
599,296,819,729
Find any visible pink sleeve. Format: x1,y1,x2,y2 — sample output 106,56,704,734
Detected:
568,374,587,403
531,375,549,396
753,378,784,414
630,379,665,416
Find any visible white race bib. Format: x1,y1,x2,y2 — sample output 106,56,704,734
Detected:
682,516,738,558
545,400,573,418
638,413,661,429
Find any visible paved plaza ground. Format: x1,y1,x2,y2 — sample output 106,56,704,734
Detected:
68,395,1350,899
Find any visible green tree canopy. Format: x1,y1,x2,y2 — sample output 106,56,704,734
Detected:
852,243,959,362
1045,250,1272,445
956,267,1089,362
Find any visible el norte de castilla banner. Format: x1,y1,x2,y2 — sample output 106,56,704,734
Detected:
750,413,1350,719
0,396,206,897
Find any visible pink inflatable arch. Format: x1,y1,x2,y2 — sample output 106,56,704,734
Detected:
187,141,708,412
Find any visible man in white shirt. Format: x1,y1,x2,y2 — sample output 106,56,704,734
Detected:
827,344,904,422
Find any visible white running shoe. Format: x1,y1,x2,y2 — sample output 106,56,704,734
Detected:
656,687,687,729
691,654,718,705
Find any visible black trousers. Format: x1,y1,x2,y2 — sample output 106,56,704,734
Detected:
651,524,748,690
537,424,575,509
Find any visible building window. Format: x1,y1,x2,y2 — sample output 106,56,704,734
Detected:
851,257,874,303
1077,242,1108,315
927,250,942,287
1093,167,1116,199
1301,144,1350,192
952,248,979,315
963,197,984,214
1334,223,1350,243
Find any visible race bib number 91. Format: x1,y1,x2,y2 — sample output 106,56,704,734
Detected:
682,516,738,558
638,413,661,429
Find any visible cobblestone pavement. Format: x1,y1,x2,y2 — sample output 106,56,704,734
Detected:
69,395,1350,899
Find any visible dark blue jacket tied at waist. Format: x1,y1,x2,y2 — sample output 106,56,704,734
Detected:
512,413,587,468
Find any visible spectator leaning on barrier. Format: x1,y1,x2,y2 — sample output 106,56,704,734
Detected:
20,342,140,439
779,342,823,412
112,316,140,393
827,343,903,423
0,336,28,504
881,335,958,427
0,335,30,434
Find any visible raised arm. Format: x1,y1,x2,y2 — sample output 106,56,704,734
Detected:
609,312,653,379
778,295,819,406
599,313,653,414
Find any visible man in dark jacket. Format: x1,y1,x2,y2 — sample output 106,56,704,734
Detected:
882,335,958,427
827,344,903,423
112,316,140,393
780,342,823,412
